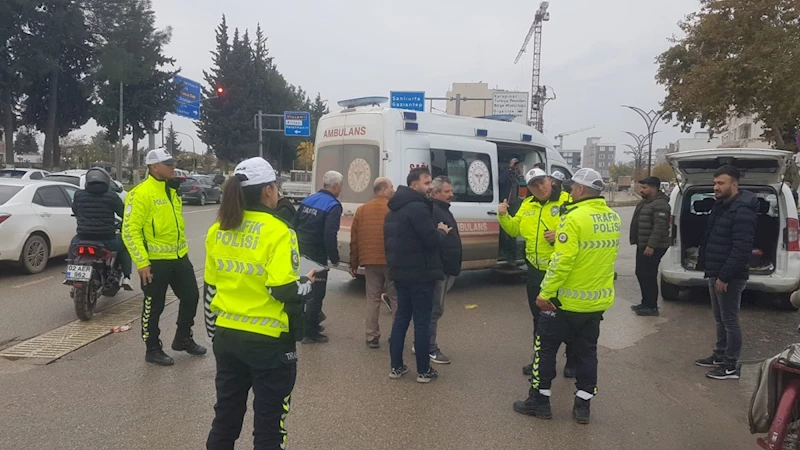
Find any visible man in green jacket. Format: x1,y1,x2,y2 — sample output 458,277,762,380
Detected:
123,148,206,366
630,177,671,317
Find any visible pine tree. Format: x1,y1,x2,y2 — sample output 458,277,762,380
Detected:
92,0,179,175
165,123,182,154
13,128,38,154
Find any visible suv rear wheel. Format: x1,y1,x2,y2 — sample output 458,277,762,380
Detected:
661,277,680,302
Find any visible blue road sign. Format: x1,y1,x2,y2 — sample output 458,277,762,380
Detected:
284,111,311,137
174,75,202,120
390,91,425,112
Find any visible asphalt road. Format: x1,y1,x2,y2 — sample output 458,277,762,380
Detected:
0,204,798,449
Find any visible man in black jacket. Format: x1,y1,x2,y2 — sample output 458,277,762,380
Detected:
427,176,462,364
70,168,132,288
385,168,452,383
695,165,758,380
630,176,671,317
293,170,343,344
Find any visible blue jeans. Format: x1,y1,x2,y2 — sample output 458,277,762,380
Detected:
390,281,435,375
69,235,132,278
708,278,747,367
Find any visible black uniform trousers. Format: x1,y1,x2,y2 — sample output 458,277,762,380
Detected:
140,256,199,344
526,263,574,364
304,269,328,337
207,327,297,450
530,309,603,395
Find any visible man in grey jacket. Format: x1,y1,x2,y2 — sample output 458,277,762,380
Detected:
630,177,672,316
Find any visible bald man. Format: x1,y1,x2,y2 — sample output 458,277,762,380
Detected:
350,178,398,348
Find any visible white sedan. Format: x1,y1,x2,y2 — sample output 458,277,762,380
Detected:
0,168,50,180
46,170,127,202
0,179,79,274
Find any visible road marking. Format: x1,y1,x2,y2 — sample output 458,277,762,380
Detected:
0,268,205,362
12,276,55,289
184,207,218,215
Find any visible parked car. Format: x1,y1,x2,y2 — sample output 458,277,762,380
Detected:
45,170,127,202
0,168,50,180
0,179,80,274
661,148,799,309
179,176,222,205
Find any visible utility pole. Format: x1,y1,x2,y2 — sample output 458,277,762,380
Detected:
116,82,123,182
258,109,264,158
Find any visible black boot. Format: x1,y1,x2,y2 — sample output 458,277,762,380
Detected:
172,330,207,356
513,390,552,419
522,363,533,376
145,340,175,366
573,397,591,424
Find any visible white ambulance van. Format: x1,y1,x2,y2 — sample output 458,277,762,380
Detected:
312,97,574,274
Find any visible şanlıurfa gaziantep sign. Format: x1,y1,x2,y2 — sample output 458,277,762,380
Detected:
492,91,528,122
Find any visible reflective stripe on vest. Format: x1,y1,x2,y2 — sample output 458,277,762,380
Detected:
215,258,266,276
216,311,288,330
557,287,614,301
147,241,188,254
579,239,619,250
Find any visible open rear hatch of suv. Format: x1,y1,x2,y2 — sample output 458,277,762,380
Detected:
667,148,795,275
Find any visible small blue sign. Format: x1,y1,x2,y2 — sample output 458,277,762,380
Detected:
390,91,425,112
174,75,202,120
284,111,311,137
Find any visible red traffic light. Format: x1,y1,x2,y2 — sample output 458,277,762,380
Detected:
216,86,224,95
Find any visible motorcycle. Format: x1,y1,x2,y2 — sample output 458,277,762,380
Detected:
753,292,800,449
65,239,129,321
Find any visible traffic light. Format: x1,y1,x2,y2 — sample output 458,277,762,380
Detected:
216,86,224,95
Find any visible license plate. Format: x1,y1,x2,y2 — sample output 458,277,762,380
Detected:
66,264,92,281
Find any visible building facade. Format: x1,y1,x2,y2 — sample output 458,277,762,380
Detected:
558,149,581,170
719,114,771,148
676,131,722,152
582,137,616,179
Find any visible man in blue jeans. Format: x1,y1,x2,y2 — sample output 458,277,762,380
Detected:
695,165,758,380
384,167,452,383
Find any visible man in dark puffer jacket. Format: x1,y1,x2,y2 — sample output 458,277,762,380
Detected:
695,165,758,381
70,168,132,288
385,167,452,383
630,176,671,316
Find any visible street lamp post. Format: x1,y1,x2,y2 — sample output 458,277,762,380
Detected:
622,105,666,176
623,131,658,175
173,130,197,171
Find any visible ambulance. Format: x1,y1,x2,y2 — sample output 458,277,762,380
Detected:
312,97,574,275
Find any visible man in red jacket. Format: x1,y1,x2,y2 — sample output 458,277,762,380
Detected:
351,178,397,348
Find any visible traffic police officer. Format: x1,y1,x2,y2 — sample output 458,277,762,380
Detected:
498,168,575,377
123,148,206,366
204,157,315,450
512,168,621,425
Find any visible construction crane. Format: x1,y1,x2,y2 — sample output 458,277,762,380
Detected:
514,1,551,132
554,125,596,150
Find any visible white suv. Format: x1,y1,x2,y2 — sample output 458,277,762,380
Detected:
660,148,800,309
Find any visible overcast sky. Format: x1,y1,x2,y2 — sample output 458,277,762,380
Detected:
77,0,705,161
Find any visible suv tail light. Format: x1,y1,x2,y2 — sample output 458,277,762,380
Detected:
787,218,800,251
669,215,677,246
191,186,198,191
0,214,10,225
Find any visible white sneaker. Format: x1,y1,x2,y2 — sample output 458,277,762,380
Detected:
121,277,132,288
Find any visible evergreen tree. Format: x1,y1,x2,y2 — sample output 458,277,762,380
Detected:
16,0,94,169
92,0,179,175
13,128,39,154
309,93,329,139
0,0,32,165
165,123,182,154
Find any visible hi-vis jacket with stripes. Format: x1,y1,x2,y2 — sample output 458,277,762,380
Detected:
498,189,569,270
203,206,312,339
122,175,188,269
540,197,621,313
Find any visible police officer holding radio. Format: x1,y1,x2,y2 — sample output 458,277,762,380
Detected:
204,157,315,450
513,168,621,425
